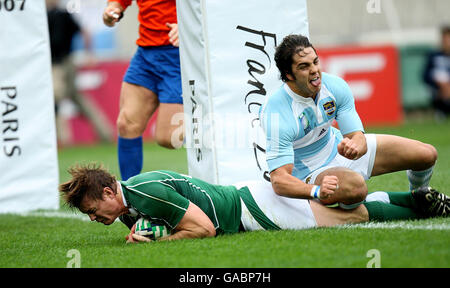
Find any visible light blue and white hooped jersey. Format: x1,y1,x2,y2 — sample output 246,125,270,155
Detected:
260,72,364,180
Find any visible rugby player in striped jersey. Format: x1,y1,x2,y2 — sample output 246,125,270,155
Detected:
260,34,439,209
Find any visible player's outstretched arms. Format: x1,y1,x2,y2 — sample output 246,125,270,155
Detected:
337,131,367,160
103,1,124,27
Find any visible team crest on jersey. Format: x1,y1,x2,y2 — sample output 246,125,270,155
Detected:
323,101,336,116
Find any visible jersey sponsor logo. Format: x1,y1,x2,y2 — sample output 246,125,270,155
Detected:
323,100,336,116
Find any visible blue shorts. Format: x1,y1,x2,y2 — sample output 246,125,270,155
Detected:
124,45,183,104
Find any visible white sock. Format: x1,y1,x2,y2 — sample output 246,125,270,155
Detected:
407,165,434,191
365,191,390,203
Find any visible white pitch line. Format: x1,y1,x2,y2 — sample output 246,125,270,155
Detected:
337,221,450,231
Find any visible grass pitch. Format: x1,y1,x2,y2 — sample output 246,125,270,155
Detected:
1,118,449,268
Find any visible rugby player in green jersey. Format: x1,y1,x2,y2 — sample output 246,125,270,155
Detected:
60,163,449,243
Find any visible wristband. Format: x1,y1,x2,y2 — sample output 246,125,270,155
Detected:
310,185,321,199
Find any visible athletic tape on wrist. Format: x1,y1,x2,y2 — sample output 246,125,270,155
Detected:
310,185,321,199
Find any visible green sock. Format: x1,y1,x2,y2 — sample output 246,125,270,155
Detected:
363,201,422,222
385,192,417,209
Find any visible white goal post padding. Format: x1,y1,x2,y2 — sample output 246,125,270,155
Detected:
0,0,59,212
177,0,309,184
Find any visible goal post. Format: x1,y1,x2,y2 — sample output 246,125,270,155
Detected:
0,0,59,212
176,0,309,184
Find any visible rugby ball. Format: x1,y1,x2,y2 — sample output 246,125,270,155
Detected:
134,217,170,240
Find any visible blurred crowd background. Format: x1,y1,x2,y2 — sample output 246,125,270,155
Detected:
49,0,450,146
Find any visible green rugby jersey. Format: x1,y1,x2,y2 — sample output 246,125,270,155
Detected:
119,170,242,235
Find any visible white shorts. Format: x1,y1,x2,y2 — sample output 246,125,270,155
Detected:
234,181,317,231
304,133,377,185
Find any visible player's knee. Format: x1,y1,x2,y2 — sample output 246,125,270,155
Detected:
117,113,145,138
155,128,184,149
352,186,368,203
156,135,175,149
407,143,437,171
344,174,367,203
422,144,438,167
155,130,177,149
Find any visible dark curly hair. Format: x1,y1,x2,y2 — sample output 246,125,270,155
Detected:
274,34,316,82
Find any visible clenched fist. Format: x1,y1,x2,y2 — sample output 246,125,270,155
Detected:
318,175,339,202
103,2,123,27
337,132,367,160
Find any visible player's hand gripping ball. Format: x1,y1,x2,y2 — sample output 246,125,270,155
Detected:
134,218,170,241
